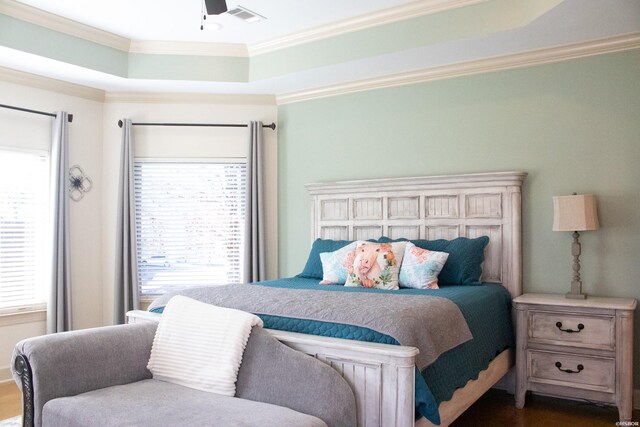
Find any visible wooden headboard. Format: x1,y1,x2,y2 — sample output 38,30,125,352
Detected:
306,171,527,299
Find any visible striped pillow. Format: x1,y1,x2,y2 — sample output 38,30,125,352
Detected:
147,296,263,396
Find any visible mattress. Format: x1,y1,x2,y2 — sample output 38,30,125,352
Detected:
150,277,514,424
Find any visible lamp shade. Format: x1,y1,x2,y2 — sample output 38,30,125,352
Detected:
552,194,599,231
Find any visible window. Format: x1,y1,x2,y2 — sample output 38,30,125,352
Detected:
134,161,246,296
0,149,49,313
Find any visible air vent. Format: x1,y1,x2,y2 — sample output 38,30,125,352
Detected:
227,6,266,22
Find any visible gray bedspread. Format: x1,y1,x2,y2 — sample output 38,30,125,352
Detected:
149,284,472,369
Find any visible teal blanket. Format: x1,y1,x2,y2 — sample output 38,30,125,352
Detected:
150,278,513,424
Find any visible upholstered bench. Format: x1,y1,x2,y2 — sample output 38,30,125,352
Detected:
12,323,356,427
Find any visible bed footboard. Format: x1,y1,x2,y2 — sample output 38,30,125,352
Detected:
127,310,418,427
269,329,418,427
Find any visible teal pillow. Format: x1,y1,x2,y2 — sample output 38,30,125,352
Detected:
378,236,490,285
298,238,353,279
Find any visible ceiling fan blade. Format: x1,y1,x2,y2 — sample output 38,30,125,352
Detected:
204,0,228,15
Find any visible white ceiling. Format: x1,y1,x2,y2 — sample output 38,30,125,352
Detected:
3,0,640,96
15,0,416,44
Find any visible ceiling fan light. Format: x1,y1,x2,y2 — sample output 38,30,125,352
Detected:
203,21,224,31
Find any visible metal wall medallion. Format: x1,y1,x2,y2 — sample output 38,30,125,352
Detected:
69,165,93,201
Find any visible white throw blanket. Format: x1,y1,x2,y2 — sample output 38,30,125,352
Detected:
147,295,263,396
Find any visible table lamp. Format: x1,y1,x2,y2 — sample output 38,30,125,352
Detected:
552,194,599,299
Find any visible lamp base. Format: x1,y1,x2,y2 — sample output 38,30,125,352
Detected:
565,291,587,299
566,280,587,299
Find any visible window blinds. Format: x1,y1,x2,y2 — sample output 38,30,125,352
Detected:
134,161,246,296
0,149,49,312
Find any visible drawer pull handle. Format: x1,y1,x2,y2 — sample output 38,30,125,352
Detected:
555,322,584,333
555,361,584,374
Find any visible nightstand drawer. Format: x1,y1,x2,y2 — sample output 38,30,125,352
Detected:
529,311,614,349
528,350,615,393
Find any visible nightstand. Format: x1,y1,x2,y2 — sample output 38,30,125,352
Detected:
514,293,636,422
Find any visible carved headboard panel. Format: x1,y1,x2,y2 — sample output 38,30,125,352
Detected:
306,171,527,299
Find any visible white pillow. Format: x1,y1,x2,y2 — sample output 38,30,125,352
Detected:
344,242,406,290
147,295,263,396
399,242,449,289
319,241,359,284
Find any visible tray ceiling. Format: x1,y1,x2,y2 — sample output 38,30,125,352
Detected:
0,0,638,100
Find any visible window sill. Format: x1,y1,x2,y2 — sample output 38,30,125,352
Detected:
0,307,46,327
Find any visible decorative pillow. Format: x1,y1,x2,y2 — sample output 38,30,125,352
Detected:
398,243,449,289
345,242,407,290
147,296,263,396
319,242,359,284
378,236,489,285
298,238,354,279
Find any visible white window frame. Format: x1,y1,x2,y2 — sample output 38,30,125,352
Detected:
0,146,50,316
134,157,247,299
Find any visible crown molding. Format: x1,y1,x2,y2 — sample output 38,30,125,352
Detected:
129,40,248,57
248,0,484,56
0,0,247,57
0,0,482,58
0,66,106,102
277,33,640,105
0,0,130,52
105,92,276,105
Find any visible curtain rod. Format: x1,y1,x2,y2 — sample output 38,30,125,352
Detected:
0,103,73,122
118,120,275,130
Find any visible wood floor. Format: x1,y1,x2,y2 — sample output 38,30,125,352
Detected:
0,381,637,425
0,382,21,421
452,389,639,427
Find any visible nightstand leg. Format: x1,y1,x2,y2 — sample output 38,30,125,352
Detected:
514,305,527,409
618,406,632,423
617,311,634,422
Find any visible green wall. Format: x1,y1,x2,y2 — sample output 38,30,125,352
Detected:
278,49,640,384
0,14,128,77
250,0,562,80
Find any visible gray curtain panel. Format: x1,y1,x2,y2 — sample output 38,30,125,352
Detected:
244,121,266,283
114,119,139,324
48,111,72,334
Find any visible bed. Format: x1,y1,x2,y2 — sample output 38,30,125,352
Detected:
127,171,527,427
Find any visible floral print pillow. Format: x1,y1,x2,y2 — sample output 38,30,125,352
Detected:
319,242,359,284
399,243,449,289
345,242,406,290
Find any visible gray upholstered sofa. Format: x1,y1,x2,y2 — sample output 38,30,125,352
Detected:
12,322,356,427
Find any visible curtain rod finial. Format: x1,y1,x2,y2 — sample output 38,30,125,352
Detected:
68,114,74,123
267,122,276,130
118,120,123,128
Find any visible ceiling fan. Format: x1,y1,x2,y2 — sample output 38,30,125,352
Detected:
200,0,265,30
